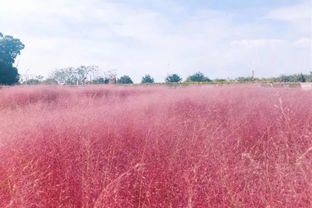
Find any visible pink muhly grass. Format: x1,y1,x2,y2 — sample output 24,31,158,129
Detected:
0,85,311,207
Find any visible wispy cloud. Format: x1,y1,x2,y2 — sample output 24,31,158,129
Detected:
266,0,312,36
267,1,311,22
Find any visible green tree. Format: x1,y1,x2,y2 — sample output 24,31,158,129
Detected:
306,72,312,82
298,73,306,82
236,76,255,82
186,72,211,82
141,74,154,84
277,74,307,83
0,65,20,85
214,78,227,82
117,75,133,84
278,75,291,82
90,77,109,84
165,74,182,83
0,32,25,85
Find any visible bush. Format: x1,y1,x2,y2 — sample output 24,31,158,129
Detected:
277,73,311,83
186,72,211,82
236,76,255,82
141,74,154,84
41,78,58,85
165,74,182,83
90,77,110,84
117,75,133,84
23,79,40,85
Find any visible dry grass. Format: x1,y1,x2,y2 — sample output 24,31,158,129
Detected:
0,85,311,207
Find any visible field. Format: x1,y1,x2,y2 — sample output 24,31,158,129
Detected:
0,85,311,207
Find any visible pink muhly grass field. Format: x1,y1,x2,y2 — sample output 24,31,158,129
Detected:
0,85,311,207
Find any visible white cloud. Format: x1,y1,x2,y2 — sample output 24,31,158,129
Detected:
294,38,312,46
230,38,312,77
266,1,312,36
267,1,311,21
1,0,311,82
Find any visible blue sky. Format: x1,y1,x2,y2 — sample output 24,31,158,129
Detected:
0,0,311,82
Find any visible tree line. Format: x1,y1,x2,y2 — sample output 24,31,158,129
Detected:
22,66,214,85
23,66,312,85
1,32,311,86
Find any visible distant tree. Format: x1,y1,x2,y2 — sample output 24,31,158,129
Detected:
0,33,25,85
50,65,98,85
298,73,306,82
35,75,44,81
141,74,154,84
165,74,182,83
50,68,73,84
278,75,291,82
236,76,255,82
103,70,117,84
186,72,211,82
214,78,227,82
41,78,58,85
277,74,308,83
90,77,110,84
23,79,40,85
306,72,312,82
117,75,133,84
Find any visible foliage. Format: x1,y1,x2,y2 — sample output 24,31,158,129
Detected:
214,78,227,82
0,33,24,85
277,75,291,82
298,73,306,82
186,72,211,82
276,73,312,82
165,73,182,83
90,77,110,84
0,64,19,85
0,33,25,65
0,86,311,207
236,76,256,82
23,79,40,85
117,75,133,84
41,78,58,85
50,65,98,85
141,74,154,84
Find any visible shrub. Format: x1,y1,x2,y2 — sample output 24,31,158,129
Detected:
165,74,182,83
141,74,154,84
117,75,133,84
90,77,110,84
186,72,211,82
23,79,40,85
41,78,58,85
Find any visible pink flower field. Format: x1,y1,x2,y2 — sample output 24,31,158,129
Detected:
0,85,311,207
